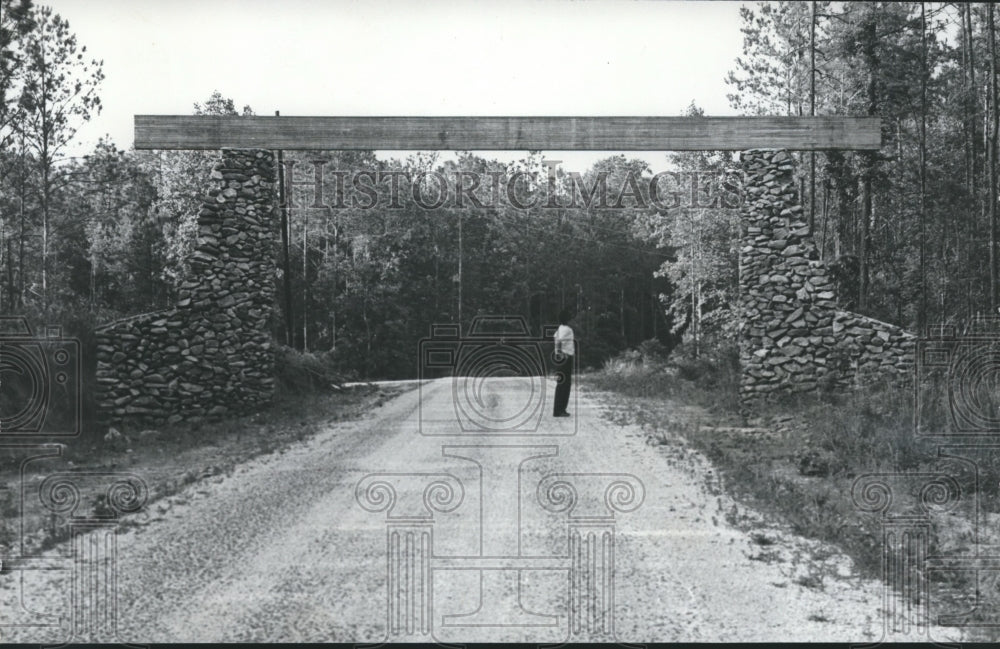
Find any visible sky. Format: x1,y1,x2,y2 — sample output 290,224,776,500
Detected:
45,0,747,171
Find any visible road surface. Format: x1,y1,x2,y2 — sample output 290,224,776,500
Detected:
0,376,962,643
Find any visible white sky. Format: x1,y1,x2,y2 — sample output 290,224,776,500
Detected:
46,0,746,171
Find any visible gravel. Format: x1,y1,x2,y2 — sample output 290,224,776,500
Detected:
0,377,966,643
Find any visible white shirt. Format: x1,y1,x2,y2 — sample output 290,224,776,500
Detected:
554,324,574,356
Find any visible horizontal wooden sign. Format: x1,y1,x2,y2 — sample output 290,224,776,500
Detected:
134,115,881,151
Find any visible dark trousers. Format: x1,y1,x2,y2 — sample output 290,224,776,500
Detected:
553,354,573,415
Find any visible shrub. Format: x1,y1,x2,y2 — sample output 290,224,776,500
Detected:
797,383,931,473
589,348,674,399
664,339,740,410
587,338,740,412
637,338,669,365
274,345,351,396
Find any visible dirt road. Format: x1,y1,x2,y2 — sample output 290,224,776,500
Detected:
0,376,964,643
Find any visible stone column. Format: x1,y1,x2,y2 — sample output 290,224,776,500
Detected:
174,148,279,419
738,149,840,409
95,148,278,427
737,149,915,411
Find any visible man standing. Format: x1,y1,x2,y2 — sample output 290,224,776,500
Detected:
552,309,574,417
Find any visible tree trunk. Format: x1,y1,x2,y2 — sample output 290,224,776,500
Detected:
276,144,295,348
4,237,12,309
820,177,829,259
332,211,339,351
963,4,971,193
919,1,928,329
859,174,872,312
858,9,878,314
989,3,999,311
965,4,978,201
0,218,5,309
303,206,309,351
692,280,700,359
15,129,27,309
961,3,979,200
968,4,979,203
809,0,817,233
457,211,463,330
41,141,49,316
40,62,50,317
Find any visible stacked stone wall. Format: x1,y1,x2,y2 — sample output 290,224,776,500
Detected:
91,146,914,423
738,149,915,408
94,149,277,426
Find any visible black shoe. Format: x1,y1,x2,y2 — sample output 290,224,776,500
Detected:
554,412,571,417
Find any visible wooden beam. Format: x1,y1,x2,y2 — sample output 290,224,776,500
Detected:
134,115,881,151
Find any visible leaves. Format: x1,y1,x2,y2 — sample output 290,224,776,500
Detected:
728,1,994,328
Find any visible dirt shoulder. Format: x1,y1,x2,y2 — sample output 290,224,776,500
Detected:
0,371,974,642
0,376,931,642
578,373,969,643
0,382,414,565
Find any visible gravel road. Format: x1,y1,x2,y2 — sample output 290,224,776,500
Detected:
0,376,965,643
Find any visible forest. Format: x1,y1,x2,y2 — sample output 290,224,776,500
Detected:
2,1,999,382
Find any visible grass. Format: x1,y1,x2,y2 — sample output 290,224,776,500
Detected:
582,343,1000,640
589,342,740,413
0,344,408,572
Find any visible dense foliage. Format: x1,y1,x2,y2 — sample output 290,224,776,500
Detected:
727,2,1000,331
0,0,676,378
276,149,678,377
3,1,1000,381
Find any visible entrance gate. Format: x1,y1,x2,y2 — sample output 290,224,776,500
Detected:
104,114,882,427
93,114,920,643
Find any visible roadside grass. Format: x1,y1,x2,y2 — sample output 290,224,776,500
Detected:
0,345,409,570
582,345,993,638
591,342,741,413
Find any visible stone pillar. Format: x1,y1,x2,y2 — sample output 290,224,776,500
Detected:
737,149,915,411
739,149,840,407
95,149,277,427
174,148,278,418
